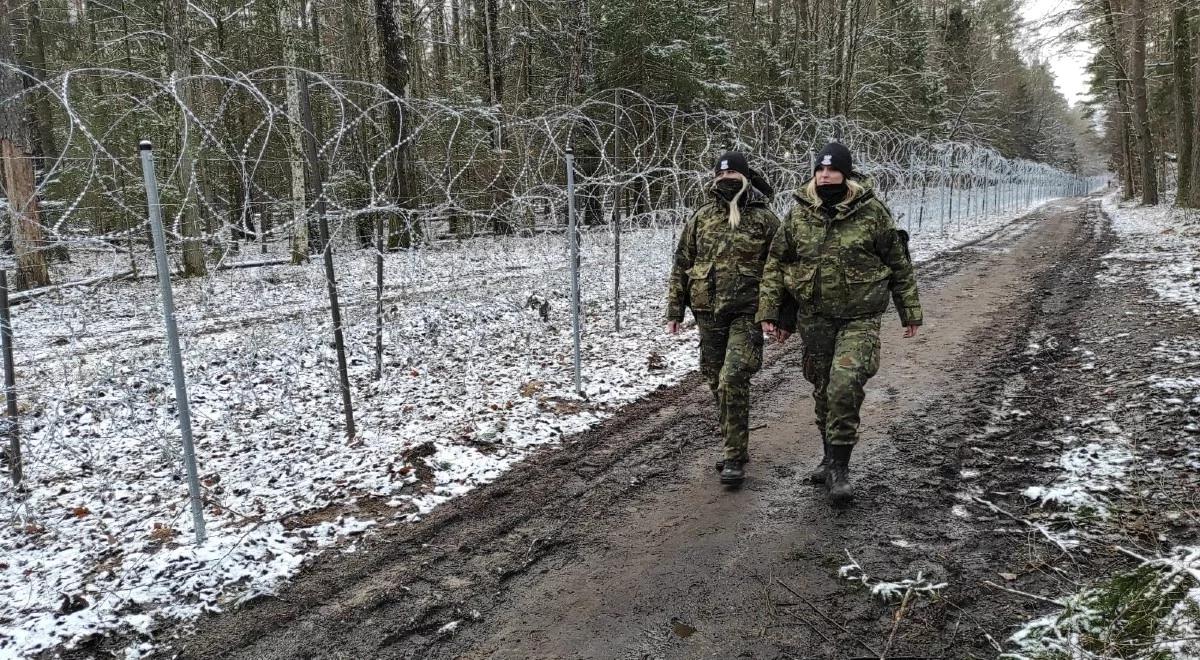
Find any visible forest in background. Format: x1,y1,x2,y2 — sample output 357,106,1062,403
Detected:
0,0,1107,291
1084,0,1200,208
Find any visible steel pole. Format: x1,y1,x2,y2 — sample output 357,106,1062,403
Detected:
0,271,20,487
566,147,582,395
139,141,206,545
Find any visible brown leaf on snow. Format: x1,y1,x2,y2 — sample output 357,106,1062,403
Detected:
24,523,45,536
72,506,90,518
150,524,179,542
647,352,667,371
519,380,545,397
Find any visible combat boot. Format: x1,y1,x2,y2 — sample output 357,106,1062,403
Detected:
808,442,832,484
719,458,745,485
714,452,750,472
826,444,854,504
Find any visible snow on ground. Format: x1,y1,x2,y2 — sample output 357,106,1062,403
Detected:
0,193,1066,657
1021,438,1132,516
1100,193,1200,315
1001,193,1200,659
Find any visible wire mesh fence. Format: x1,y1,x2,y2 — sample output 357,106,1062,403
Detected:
0,66,1104,656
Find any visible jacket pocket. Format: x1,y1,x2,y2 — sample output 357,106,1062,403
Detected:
783,263,817,306
687,262,715,311
841,266,892,315
737,262,764,280
726,262,765,312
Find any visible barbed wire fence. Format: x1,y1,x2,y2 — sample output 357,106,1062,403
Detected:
0,65,1105,655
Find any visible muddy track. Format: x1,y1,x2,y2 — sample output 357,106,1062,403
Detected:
140,199,1109,659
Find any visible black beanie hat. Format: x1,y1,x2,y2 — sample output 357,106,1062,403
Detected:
714,151,775,198
714,152,752,179
814,142,854,177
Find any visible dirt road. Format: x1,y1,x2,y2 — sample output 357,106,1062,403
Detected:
159,198,1113,659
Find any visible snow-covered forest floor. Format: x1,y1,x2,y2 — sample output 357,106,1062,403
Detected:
978,193,1200,658
0,193,1070,657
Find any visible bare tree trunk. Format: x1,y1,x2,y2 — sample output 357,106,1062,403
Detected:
519,0,532,101
476,0,502,109
341,0,374,204
1189,9,1200,208
374,0,418,248
828,0,847,115
841,0,862,115
1127,0,1159,204
165,0,208,275
432,0,449,95
1102,0,1137,199
1116,100,1135,198
451,0,463,76
770,0,781,48
1173,0,1194,205
282,0,310,262
0,0,49,290
23,0,55,167
569,0,594,97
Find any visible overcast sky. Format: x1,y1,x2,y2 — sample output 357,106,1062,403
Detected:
1021,0,1096,107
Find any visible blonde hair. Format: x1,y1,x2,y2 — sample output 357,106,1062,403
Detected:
718,173,750,229
802,177,865,212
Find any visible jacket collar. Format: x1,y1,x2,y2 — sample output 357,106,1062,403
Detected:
792,176,876,221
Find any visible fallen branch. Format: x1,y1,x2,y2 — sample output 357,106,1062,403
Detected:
776,578,883,658
215,257,291,271
971,496,1077,561
1115,545,1200,584
882,587,914,659
10,270,136,305
982,580,1065,607
1115,545,1152,564
839,550,948,601
782,608,837,646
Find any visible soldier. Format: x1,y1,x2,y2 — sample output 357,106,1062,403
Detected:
666,152,786,486
757,143,922,504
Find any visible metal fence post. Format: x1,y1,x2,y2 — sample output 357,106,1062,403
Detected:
612,90,622,334
0,271,20,488
566,146,582,395
139,140,207,545
375,215,384,381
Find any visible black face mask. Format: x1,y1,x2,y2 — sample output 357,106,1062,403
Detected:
714,178,745,202
816,183,848,207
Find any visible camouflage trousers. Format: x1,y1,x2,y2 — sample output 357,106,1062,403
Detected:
695,313,764,461
798,314,882,447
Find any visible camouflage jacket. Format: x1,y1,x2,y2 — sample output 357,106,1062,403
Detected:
756,178,922,327
666,193,784,325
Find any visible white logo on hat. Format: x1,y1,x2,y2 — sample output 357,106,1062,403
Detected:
720,159,729,170
821,155,833,166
